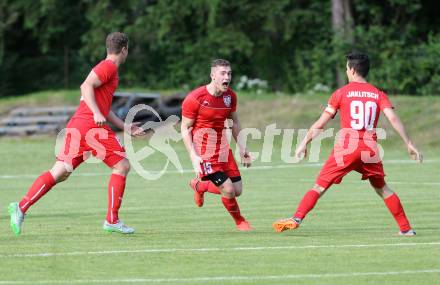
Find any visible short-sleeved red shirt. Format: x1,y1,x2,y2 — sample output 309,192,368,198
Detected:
326,82,393,140
181,86,237,162
72,59,119,120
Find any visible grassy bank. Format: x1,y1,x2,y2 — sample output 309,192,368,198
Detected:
1,89,439,149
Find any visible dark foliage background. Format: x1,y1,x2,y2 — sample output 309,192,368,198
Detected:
0,0,438,96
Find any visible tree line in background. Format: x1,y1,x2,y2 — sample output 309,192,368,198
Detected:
0,0,439,97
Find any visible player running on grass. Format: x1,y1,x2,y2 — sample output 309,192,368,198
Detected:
181,59,253,231
8,32,144,235
273,52,422,236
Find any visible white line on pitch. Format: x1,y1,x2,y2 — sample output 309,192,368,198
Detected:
0,159,436,180
0,269,439,284
1,242,440,259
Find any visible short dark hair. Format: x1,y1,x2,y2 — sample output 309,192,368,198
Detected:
211,59,230,68
106,32,129,54
346,52,370,77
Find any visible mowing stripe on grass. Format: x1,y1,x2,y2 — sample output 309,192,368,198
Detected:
2,241,440,258
299,178,440,186
0,159,435,180
0,269,439,284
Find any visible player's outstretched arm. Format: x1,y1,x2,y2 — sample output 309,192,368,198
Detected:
295,111,333,160
107,111,145,137
181,116,202,173
80,71,105,126
107,110,125,130
229,112,251,168
383,108,423,162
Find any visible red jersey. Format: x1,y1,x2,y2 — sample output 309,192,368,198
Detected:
181,86,237,162
72,59,119,120
327,82,393,140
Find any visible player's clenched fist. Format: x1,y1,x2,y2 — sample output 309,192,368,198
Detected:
295,144,307,161
407,142,423,163
94,112,106,126
240,149,252,168
126,122,146,137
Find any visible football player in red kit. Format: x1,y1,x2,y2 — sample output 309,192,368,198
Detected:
8,32,144,235
181,59,253,231
273,52,422,236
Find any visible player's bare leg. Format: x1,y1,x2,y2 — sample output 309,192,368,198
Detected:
9,161,71,235
103,158,134,234
232,180,243,197
370,179,415,236
218,179,253,231
50,161,73,183
273,184,325,233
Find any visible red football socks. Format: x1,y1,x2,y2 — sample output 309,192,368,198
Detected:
293,190,321,220
221,196,245,224
384,193,411,232
198,181,221,195
19,171,56,214
106,174,126,224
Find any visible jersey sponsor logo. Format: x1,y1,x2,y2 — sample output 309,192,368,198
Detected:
223,95,231,107
202,100,210,106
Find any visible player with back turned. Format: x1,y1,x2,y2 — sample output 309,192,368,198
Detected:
273,52,422,236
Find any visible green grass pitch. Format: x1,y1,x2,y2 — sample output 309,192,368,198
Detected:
0,137,439,284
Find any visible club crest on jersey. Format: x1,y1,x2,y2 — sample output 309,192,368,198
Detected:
223,95,231,107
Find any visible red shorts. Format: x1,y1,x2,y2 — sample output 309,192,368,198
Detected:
316,143,385,190
199,150,240,180
56,118,126,170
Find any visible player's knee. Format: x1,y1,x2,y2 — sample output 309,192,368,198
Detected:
113,159,130,175
231,177,242,197
123,161,131,173
382,186,394,198
235,188,242,197
372,183,393,199
221,184,236,197
233,183,242,197
55,171,71,183
50,164,71,183
312,184,326,196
